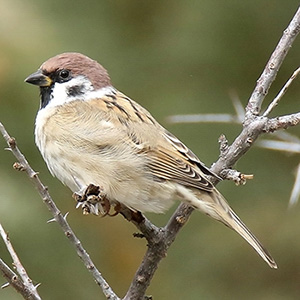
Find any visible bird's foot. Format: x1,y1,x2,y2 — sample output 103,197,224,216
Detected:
72,184,120,216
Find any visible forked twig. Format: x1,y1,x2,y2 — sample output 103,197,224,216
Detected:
0,224,41,300
263,66,300,117
245,7,300,119
0,257,40,300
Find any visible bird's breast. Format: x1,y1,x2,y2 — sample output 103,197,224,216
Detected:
34,101,178,213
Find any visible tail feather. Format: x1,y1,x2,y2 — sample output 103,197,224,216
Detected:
226,208,277,269
193,188,277,269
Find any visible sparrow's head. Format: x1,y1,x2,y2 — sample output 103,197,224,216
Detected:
25,52,112,109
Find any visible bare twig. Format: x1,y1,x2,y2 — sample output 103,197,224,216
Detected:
265,112,300,131
245,6,300,119
0,122,120,300
212,114,300,176
0,224,41,300
211,4,300,172
263,66,300,117
0,258,40,300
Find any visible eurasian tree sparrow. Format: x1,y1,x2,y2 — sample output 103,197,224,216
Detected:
25,52,277,269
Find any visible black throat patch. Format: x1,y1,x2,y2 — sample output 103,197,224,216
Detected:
40,86,53,109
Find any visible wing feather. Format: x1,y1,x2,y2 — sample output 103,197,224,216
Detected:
94,91,217,192
144,148,213,191
163,131,221,179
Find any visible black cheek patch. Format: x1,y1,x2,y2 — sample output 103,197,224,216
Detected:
67,85,85,97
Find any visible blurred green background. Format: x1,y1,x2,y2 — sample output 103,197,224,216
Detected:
1,1,300,299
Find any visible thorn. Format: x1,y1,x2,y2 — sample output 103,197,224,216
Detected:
63,212,69,220
47,218,56,224
34,283,41,289
4,147,12,152
1,282,10,289
30,172,39,179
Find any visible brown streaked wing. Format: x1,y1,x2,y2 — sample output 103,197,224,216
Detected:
95,91,217,189
114,92,157,125
144,148,214,191
163,131,221,179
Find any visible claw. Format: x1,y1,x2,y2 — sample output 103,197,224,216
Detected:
75,201,82,209
73,184,121,217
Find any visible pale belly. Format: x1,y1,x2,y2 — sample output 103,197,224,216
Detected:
37,135,177,213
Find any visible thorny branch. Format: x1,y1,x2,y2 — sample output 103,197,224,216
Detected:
0,224,42,300
0,258,39,300
245,7,300,119
263,66,300,117
0,5,300,300
0,123,120,300
168,70,300,206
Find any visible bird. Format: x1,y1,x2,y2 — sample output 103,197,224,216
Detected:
25,52,277,269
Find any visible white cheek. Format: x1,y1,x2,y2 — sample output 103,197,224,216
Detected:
44,76,115,110
48,83,68,107
47,77,93,108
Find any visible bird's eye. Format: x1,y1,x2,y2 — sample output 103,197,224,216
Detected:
59,69,70,79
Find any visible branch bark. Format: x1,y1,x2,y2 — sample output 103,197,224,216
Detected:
245,6,300,119
0,258,39,300
0,224,42,300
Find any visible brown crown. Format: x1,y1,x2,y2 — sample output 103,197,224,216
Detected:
40,52,111,89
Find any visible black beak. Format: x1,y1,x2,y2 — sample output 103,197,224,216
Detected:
25,70,52,87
